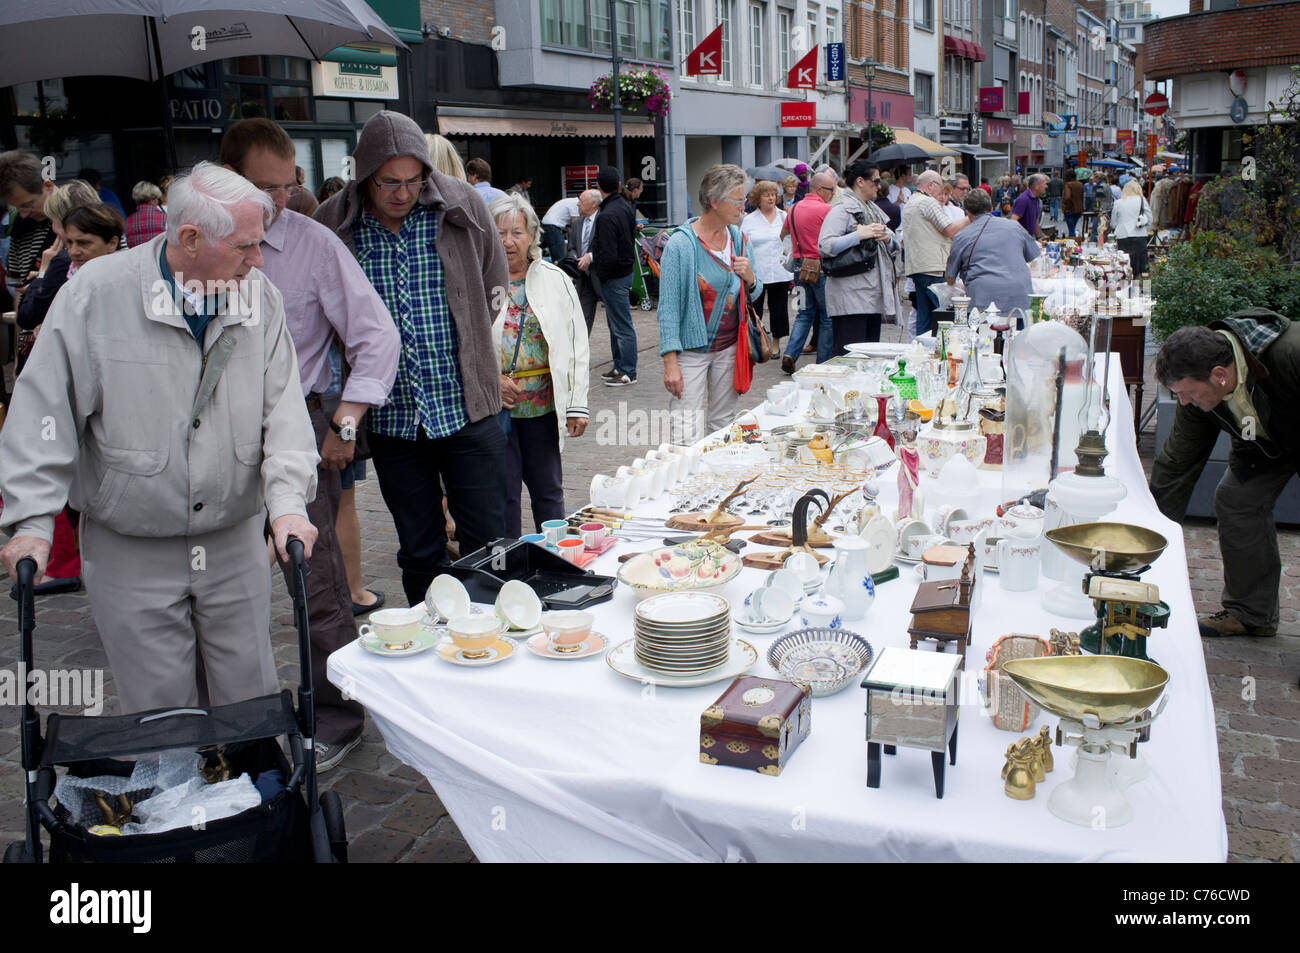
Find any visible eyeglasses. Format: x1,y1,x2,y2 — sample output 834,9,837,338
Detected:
869,179,882,186
14,193,42,212
260,184,303,198
720,197,746,208
374,176,429,195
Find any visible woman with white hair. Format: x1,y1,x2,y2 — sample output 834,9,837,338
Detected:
657,163,763,444
126,179,167,248
489,193,590,536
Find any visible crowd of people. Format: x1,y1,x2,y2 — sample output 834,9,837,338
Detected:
0,112,1197,772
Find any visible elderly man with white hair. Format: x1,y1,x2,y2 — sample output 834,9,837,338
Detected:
900,168,965,337
0,161,319,713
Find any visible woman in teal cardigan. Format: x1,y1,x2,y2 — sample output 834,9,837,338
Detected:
658,164,763,445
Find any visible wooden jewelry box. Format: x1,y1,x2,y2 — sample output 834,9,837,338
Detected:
700,676,812,776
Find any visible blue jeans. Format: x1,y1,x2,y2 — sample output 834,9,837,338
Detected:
785,273,832,364
1065,212,1081,237
911,273,945,338
1049,197,1062,221
600,272,637,376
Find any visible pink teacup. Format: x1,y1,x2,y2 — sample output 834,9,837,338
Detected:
541,610,594,653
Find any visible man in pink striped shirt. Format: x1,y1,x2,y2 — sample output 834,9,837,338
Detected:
222,118,400,772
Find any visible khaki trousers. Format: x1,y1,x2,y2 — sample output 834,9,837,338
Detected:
668,344,738,446
81,513,279,713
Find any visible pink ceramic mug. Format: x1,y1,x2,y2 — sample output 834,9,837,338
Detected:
580,522,606,550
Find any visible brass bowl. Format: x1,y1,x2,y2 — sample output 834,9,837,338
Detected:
1044,522,1168,573
1001,656,1169,724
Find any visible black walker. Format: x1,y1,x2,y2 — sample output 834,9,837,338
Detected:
4,537,347,863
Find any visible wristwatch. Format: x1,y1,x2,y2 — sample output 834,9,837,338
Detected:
329,418,357,442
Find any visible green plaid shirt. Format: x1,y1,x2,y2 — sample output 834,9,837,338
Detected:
354,205,468,439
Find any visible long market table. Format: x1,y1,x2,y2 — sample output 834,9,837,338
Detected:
329,361,1228,862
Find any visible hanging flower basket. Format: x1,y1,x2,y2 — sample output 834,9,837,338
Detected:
588,66,672,118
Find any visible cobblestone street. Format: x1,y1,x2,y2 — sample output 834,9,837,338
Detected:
2,304,1297,862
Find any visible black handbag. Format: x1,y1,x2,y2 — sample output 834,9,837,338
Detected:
820,206,879,278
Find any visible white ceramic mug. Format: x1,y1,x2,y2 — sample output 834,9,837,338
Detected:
948,517,993,546
998,538,1042,592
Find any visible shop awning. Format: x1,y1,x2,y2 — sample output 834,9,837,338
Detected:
950,143,1005,159
437,115,654,138
890,127,958,156
943,36,985,60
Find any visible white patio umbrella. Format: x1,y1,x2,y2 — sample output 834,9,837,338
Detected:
0,1,409,166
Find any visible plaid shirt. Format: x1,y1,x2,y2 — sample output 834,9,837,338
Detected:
125,204,167,250
353,204,468,440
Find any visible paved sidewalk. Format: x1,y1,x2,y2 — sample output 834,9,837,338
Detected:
2,305,1297,862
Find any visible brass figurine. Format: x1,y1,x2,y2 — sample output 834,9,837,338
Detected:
199,745,234,784
1004,741,1037,800
1036,725,1055,773
93,791,138,828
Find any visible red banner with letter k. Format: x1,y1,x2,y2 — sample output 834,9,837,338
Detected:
686,26,723,76
787,47,818,89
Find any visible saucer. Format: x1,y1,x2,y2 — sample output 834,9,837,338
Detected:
360,630,442,657
436,636,517,666
732,612,792,635
526,632,609,660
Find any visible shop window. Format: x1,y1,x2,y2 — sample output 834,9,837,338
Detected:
268,57,310,82
224,56,264,77
315,99,351,123
322,139,352,185
915,72,934,117
271,85,311,122
354,102,385,123
225,82,269,120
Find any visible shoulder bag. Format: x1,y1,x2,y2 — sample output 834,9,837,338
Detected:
820,204,879,278
786,203,822,283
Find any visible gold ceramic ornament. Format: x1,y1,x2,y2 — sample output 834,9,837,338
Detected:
1004,743,1037,800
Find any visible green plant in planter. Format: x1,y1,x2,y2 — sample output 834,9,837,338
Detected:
1150,231,1300,341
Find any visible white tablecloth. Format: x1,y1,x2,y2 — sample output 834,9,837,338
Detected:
329,361,1228,862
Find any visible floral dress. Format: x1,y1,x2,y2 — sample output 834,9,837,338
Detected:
501,278,554,418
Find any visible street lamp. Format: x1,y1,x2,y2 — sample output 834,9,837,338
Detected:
864,58,877,155
606,0,635,180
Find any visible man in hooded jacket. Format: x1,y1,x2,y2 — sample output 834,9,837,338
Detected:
315,111,509,607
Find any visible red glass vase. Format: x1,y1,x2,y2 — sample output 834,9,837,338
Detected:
872,394,895,450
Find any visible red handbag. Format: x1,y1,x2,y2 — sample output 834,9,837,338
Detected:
733,299,755,395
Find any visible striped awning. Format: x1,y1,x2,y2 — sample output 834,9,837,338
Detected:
437,115,654,138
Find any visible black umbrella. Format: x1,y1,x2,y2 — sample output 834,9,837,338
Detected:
865,143,938,166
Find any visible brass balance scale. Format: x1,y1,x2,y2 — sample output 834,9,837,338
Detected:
1044,522,1171,662
1003,655,1170,829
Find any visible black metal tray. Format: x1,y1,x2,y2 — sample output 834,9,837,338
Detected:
444,538,617,610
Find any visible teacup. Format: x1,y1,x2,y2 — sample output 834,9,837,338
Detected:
895,518,932,556
906,532,950,560
557,537,585,564
743,586,794,624
494,579,542,631
358,606,425,649
765,568,805,605
783,551,821,588
948,517,993,546
541,610,594,653
932,505,968,537
447,613,505,659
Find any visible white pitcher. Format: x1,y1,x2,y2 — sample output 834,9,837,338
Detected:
824,536,877,622
998,523,1042,593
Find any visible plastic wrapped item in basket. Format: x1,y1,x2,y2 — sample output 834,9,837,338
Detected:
981,634,1051,732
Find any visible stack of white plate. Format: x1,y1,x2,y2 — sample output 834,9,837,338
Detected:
633,592,732,675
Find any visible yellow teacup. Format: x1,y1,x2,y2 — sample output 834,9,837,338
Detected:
359,606,425,648
447,613,505,659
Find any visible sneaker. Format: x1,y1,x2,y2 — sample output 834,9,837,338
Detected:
600,368,621,381
1198,609,1277,638
604,372,636,387
781,354,796,375
316,732,363,773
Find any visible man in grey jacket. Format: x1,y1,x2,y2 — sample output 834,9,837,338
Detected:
315,111,509,607
0,162,319,713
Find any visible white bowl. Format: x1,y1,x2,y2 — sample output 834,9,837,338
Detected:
765,568,806,605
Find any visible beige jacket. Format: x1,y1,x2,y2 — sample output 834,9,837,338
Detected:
0,234,318,543
491,259,591,450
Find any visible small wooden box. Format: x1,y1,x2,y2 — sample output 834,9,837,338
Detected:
700,676,811,777
907,565,976,666
861,647,962,798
